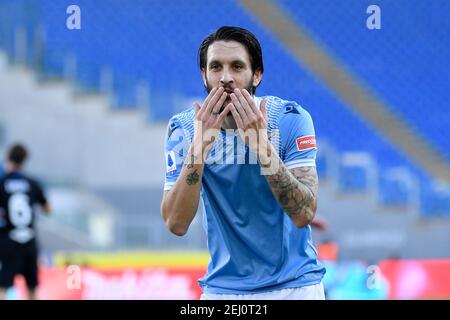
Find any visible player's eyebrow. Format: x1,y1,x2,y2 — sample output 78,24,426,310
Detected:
230,59,247,66
208,59,222,66
208,59,248,67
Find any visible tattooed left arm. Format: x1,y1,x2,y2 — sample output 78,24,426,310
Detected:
228,90,318,227
263,156,318,228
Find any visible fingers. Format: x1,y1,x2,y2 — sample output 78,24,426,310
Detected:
228,103,244,129
230,93,249,125
212,90,228,114
203,87,218,110
202,88,268,131
260,98,268,122
241,89,261,117
194,102,201,115
205,87,225,115
234,89,252,115
237,90,259,125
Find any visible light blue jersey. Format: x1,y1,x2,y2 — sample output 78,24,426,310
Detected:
164,96,325,294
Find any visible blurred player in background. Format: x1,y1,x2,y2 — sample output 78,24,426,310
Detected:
161,26,325,299
0,143,51,300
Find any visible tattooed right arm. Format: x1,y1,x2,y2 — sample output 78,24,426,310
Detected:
161,143,205,236
161,87,232,236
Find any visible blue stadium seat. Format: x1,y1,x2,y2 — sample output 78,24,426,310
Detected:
337,153,374,193
378,168,416,207
421,182,450,217
276,0,450,161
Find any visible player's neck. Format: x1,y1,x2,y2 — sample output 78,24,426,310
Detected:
221,114,238,130
6,163,21,173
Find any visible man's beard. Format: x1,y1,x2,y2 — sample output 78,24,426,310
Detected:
205,78,254,113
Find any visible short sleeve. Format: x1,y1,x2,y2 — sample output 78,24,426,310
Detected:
163,118,190,191
279,103,317,169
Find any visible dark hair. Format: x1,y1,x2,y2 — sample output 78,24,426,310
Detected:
8,143,28,165
198,26,264,87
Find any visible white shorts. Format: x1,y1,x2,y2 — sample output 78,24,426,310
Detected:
200,282,325,300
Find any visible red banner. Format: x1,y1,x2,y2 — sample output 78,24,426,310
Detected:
15,267,204,300
379,259,450,299
10,259,450,299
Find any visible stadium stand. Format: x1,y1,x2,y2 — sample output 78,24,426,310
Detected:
0,0,448,217
0,0,448,232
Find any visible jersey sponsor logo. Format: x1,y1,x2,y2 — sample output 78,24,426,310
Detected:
296,135,317,151
5,179,29,193
166,151,177,175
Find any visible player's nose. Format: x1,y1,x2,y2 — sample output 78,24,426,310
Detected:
220,68,234,86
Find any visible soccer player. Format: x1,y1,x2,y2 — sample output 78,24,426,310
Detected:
161,26,325,299
0,144,51,300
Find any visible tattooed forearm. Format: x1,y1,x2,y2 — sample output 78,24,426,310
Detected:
185,153,200,185
186,169,200,185
265,159,318,227
185,153,198,169
182,149,202,187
